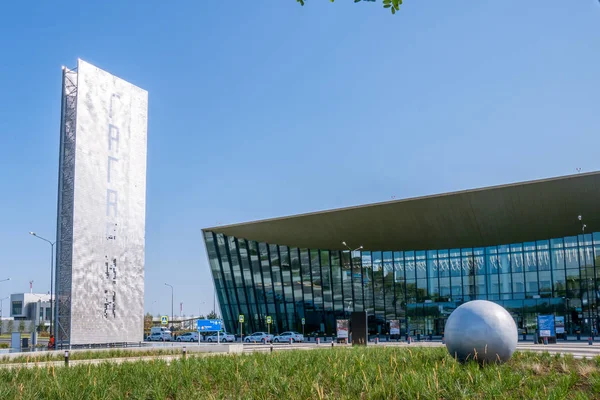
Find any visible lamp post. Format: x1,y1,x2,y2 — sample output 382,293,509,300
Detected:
29,232,55,336
151,300,158,317
165,283,174,329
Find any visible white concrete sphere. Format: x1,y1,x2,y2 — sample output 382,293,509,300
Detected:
444,300,518,364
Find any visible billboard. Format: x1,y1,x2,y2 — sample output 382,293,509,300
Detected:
538,315,555,338
389,320,400,335
336,319,349,339
55,59,148,345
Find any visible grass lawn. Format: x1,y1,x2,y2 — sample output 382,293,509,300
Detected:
0,348,183,364
1,347,599,399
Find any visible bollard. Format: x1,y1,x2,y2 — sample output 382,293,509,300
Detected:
183,346,187,358
375,337,379,345
589,337,593,346
64,351,69,367
270,343,273,353
289,337,293,345
316,337,320,345
331,341,334,348
441,336,445,345
543,337,548,345
407,336,412,344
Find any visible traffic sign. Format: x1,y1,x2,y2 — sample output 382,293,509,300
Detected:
197,319,223,332
239,314,244,323
161,316,168,325
266,316,272,324
301,318,305,325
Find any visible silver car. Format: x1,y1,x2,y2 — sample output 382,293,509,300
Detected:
244,332,273,343
272,331,304,343
206,331,235,342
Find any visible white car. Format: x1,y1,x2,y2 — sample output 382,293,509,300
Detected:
244,332,273,343
147,331,172,342
177,332,199,342
206,331,235,342
272,331,304,343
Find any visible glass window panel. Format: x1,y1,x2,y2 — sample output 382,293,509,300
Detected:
511,251,523,273
320,250,333,312
310,249,323,311
566,269,581,298
218,235,239,320
383,251,395,320
416,279,428,302
229,237,248,305
341,251,354,312
488,273,499,296
204,232,231,326
525,272,539,295
405,252,416,302
564,236,578,248
500,273,512,294
331,251,343,312
279,246,295,320
289,248,304,319
476,275,486,298
538,270,552,294
524,251,536,272
439,277,450,300
438,250,450,278
393,252,405,318
372,251,385,320
362,251,374,315
299,249,313,311
248,241,266,328
268,244,285,329
416,251,427,279
499,253,511,274
565,247,579,269
553,269,566,297
552,248,565,271
512,272,524,294
352,251,364,311
474,248,485,275
259,243,277,326
450,249,461,278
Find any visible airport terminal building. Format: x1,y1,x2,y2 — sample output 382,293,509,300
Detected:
203,172,600,337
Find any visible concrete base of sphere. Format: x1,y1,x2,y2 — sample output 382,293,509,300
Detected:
444,300,518,364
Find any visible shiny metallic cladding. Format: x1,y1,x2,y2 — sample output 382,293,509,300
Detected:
444,300,518,364
55,59,147,345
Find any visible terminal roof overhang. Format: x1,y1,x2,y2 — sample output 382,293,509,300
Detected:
204,172,600,251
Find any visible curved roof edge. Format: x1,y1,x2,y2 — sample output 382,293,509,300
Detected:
204,171,600,251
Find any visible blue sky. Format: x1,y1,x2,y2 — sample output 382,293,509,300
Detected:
0,1,598,318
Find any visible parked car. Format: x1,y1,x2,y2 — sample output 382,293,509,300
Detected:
206,331,235,342
147,331,172,342
177,332,199,342
272,331,304,343
244,332,273,343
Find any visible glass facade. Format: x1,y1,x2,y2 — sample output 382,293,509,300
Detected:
204,231,600,336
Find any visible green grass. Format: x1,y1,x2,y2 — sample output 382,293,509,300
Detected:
0,348,183,364
1,347,600,399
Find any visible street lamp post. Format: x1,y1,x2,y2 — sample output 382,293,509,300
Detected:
165,283,174,330
29,232,55,336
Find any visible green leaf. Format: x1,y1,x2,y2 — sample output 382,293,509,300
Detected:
391,7,396,14
384,4,391,8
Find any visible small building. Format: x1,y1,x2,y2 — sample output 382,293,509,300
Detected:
10,293,52,325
